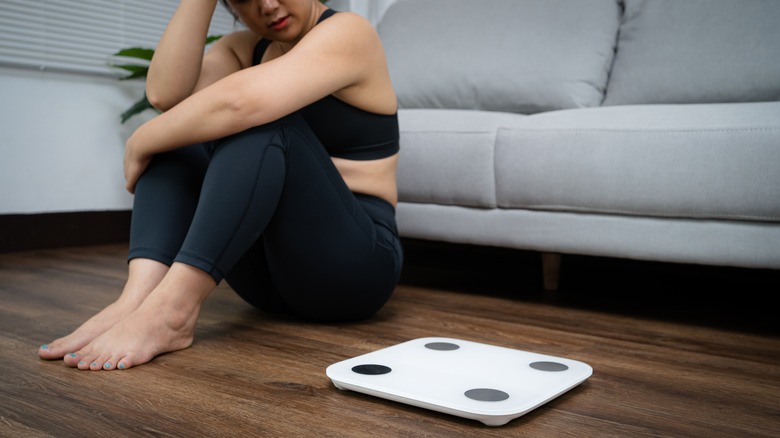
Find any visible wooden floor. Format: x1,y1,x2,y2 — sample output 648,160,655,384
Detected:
1,243,779,437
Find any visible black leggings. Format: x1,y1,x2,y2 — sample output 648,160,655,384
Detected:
128,113,403,322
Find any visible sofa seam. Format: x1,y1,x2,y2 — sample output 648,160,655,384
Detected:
495,204,780,223
398,200,779,222
491,128,499,208
403,130,500,134
402,127,780,135
496,127,780,134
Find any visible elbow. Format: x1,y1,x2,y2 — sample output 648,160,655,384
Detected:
146,79,193,113
146,87,178,113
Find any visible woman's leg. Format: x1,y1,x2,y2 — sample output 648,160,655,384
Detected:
66,262,215,370
64,122,289,370
64,114,401,370
233,192,402,322
224,116,403,322
42,146,209,361
39,259,168,360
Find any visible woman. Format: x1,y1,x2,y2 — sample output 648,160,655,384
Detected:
38,0,402,371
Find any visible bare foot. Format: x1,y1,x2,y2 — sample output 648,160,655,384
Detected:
66,294,199,370
65,262,215,371
39,299,141,360
39,259,169,360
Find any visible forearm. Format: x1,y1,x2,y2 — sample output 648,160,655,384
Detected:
130,72,267,157
146,0,219,111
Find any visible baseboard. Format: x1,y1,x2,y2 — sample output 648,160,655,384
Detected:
0,210,132,253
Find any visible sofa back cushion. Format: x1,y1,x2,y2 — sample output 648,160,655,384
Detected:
604,0,780,105
377,0,620,114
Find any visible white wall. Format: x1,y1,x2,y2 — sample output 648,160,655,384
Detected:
0,0,399,215
0,67,147,214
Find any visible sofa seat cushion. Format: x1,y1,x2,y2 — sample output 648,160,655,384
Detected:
494,102,780,222
397,109,527,208
604,0,780,105
378,0,620,114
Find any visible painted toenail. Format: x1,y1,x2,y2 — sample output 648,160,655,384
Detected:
41,344,49,350
104,363,111,369
79,361,85,365
69,353,77,357
91,362,98,367
118,363,125,370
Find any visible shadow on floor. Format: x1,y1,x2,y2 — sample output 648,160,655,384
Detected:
398,239,780,336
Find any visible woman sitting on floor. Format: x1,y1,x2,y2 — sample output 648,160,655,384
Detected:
39,0,402,371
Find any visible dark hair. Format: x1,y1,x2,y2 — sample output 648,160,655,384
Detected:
219,0,239,21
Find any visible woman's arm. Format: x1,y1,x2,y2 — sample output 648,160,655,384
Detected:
125,13,389,192
146,0,250,111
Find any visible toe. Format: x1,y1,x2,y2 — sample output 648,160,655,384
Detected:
78,350,102,371
38,343,52,358
92,352,114,371
103,355,121,371
90,354,109,371
39,342,65,360
63,352,80,367
72,346,96,370
75,353,93,370
104,353,126,371
116,355,133,370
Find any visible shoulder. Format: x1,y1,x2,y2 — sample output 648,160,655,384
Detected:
302,11,382,54
324,11,376,32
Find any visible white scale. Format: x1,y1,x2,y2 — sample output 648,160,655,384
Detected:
326,337,592,426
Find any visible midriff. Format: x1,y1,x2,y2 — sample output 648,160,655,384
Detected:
332,154,398,207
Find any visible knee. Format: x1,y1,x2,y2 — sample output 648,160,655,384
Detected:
210,124,287,161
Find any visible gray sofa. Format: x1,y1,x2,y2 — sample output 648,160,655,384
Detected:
376,0,780,289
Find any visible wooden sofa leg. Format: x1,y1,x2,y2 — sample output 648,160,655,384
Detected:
542,253,562,291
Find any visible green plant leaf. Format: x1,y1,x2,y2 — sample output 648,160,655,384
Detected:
206,35,223,44
111,64,149,80
113,47,155,61
121,95,158,124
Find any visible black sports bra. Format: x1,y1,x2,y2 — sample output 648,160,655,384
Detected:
251,9,399,160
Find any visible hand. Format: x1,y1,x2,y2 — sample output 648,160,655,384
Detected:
124,134,152,194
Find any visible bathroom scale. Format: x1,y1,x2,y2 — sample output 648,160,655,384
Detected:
326,337,592,426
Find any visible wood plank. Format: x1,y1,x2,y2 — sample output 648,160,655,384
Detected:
1,244,778,437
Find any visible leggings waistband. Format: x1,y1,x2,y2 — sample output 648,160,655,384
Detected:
353,193,397,233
